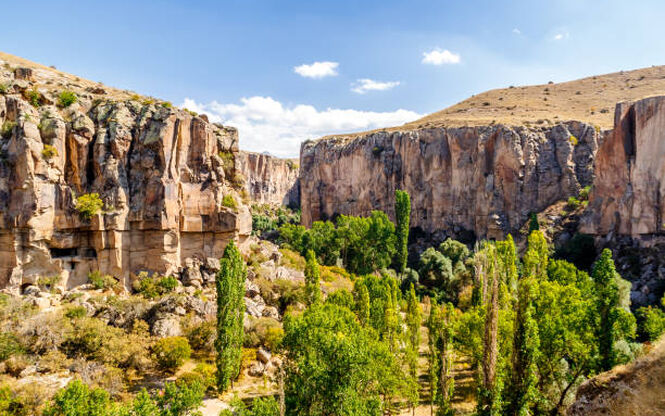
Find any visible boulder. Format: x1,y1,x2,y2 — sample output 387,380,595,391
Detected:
256,347,271,364
151,315,182,338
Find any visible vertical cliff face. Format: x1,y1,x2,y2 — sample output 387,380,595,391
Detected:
237,151,299,207
0,66,251,290
582,96,665,238
300,122,598,241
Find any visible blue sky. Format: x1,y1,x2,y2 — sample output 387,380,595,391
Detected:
3,0,665,156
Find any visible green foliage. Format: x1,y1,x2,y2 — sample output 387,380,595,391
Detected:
132,272,178,299
567,196,581,211
57,90,78,108
569,135,578,145
87,271,117,290
153,337,191,373
554,233,596,271
0,121,15,139
161,101,173,108
394,189,411,275
222,194,238,211
419,247,455,299
25,88,41,107
579,185,591,201
304,250,322,306
528,213,539,233
0,332,23,361
592,249,636,371
523,231,549,280
43,379,112,416
282,303,411,416
41,144,58,160
216,240,246,392
0,83,8,94
637,306,665,341
251,204,300,236
75,193,104,220
427,301,456,416
64,306,87,319
326,289,354,310
221,396,280,416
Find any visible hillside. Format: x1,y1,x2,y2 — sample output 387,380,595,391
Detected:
568,337,665,416
319,65,665,142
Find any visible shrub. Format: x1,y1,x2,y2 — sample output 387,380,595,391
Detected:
64,306,87,319
57,90,77,108
579,185,591,201
0,121,15,139
161,101,172,108
88,271,117,290
75,193,104,219
278,248,306,271
244,317,283,350
153,337,191,373
178,362,216,392
0,83,8,94
37,275,61,291
185,319,215,353
0,332,23,361
41,144,58,160
569,135,578,146
637,306,665,341
222,194,238,211
133,272,178,299
567,196,581,211
42,379,111,416
24,89,40,107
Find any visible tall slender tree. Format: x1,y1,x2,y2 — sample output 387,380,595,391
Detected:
406,283,422,378
304,249,322,306
355,282,370,327
395,189,411,277
215,240,246,392
427,301,455,416
478,244,501,416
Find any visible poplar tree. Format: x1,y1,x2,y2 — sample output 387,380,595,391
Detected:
406,283,422,380
355,282,370,327
395,189,411,276
478,244,501,416
427,300,455,416
304,249,322,306
215,240,246,392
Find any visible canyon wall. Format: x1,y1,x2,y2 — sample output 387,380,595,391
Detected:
300,122,599,241
0,71,251,290
237,151,299,207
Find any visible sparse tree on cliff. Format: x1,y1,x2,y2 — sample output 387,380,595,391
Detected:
304,249,322,306
215,240,246,392
395,189,411,277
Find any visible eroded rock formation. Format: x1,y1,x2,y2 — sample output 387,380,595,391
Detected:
0,67,251,290
300,122,598,241
237,151,299,207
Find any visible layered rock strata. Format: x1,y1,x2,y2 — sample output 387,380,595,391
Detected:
0,68,251,290
237,151,299,207
300,122,599,241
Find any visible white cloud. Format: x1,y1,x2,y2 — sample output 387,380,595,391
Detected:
422,49,461,65
512,28,521,35
553,30,569,40
181,97,422,157
293,61,339,78
351,78,400,94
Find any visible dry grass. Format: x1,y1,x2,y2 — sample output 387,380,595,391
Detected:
319,65,665,143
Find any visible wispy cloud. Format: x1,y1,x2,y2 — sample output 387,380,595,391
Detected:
293,61,339,78
422,49,461,65
351,78,400,94
512,28,521,35
553,30,569,41
181,97,421,157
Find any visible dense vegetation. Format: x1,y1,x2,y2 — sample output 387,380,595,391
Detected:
1,189,661,415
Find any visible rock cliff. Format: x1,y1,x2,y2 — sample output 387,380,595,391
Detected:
0,59,251,290
300,122,598,241
237,151,299,207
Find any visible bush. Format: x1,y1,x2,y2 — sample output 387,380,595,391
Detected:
57,90,77,108
64,306,87,319
41,144,58,160
75,193,104,219
579,185,591,201
569,135,578,145
133,272,178,299
153,337,191,373
0,332,23,361
185,319,215,353
637,306,665,341
244,317,283,350
88,271,117,290
567,196,581,211
0,121,15,139
25,89,40,107
222,194,238,211
42,379,111,416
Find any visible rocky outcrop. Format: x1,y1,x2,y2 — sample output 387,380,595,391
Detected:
0,68,251,291
237,151,299,207
582,96,665,238
300,122,598,241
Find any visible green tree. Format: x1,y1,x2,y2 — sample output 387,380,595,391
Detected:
43,379,111,416
282,303,408,416
405,283,421,413
304,250,322,306
354,281,370,327
528,213,539,233
215,240,246,392
394,189,411,276
592,249,636,371
427,301,455,416
523,231,548,281
419,248,455,299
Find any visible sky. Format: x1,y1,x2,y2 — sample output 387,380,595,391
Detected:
2,0,665,157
